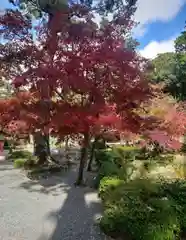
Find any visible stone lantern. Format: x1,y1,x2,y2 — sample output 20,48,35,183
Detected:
36,0,67,14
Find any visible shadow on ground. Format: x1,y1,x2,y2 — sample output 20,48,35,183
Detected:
38,176,104,240
17,166,106,240
46,189,104,240
18,169,71,195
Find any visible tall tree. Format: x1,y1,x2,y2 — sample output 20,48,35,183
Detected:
149,26,186,101
1,2,185,185
0,2,152,184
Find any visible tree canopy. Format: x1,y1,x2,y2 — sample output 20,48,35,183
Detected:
149,27,186,101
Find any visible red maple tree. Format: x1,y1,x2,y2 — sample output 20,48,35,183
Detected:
0,5,185,184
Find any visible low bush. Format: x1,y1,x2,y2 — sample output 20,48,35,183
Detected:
112,145,141,161
100,178,184,240
98,161,119,178
95,149,113,165
12,150,37,170
181,143,186,153
94,161,119,188
100,196,179,240
95,146,140,167
94,138,106,150
95,146,140,186
10,150,32,160
99,176,123,201
94,149,119,187
161,180,186,230
181,137,186,153
14,158,26,168
23,156,38,169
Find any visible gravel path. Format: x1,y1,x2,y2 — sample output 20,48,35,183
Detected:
0,161,106,240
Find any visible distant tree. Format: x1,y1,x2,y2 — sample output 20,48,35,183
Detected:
172,28,186,101
149,27,186,101
149,52,177,85
175,28,186,53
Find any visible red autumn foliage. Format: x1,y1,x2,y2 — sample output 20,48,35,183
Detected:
0,6,185,146
0,6,152,140
0,4,186,183
140,93,186,150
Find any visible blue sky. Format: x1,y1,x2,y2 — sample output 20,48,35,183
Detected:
1,0,186,59
1,0,12,9
134,0,186,58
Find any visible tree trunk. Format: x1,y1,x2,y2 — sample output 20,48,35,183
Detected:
65,136,69,152
87,137,97,172
37,150,47,165
44,133,50,156
76,133,89,186
64,136,70,163
34,132,48,165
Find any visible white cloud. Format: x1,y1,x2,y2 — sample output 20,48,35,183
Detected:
133,24,146,38
133,0,186,37
139,37,176,59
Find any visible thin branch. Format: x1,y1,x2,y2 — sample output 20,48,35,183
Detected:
54,89,65,100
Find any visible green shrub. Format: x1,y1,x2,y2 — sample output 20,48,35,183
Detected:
94,161,119,188
99,176,123,201
100,178,181,240
181,136,186,153
181,143,186,153
14,155,37,170
95,149,113,166
94,138,106,150
110,146,140,181
10,150,32,160
95,146,174,188
14,158,26,168
112,146,140,162
95,146,140,187
23,156,38,169
101,196,179,240
161,180,186,229
95,146,140,167
99,161,119,177
94,148,119,187
114,145,140,153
